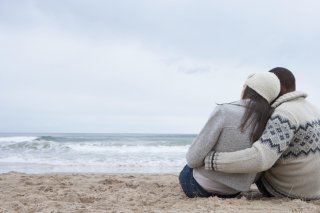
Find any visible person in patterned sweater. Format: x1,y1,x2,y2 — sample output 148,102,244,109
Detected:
205,67,320,200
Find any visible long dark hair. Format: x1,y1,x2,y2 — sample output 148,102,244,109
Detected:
240,86,275,142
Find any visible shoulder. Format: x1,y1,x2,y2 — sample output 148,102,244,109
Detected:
209,100,246,119
215,100,247,113
276,98,320,127
271,91,312,126
272,105,298,128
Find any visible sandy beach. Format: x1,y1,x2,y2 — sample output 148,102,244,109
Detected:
0,173,319,213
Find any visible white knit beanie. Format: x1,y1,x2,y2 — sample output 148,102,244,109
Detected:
245,72,281,103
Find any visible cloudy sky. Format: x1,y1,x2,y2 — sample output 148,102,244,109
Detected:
1,0,320,133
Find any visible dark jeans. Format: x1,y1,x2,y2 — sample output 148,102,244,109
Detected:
179,165,240,198
255,177,273,197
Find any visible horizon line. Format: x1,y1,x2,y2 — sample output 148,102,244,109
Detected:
0,132,197,135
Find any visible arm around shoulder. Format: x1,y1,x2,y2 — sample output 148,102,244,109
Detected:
204,113,297,173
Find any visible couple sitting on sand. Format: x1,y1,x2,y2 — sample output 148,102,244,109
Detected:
179,67,320,200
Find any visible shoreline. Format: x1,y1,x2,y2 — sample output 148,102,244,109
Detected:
0,172,319,212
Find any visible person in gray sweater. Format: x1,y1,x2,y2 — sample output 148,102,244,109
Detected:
179,72,281,198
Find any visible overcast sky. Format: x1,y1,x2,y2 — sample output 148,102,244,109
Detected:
1,0,320,133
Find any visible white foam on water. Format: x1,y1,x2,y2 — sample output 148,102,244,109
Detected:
0,136,38,143
0,134,192,173
67,143,189,154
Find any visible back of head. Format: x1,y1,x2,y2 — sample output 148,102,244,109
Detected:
269,67,296,96
245,72,281,104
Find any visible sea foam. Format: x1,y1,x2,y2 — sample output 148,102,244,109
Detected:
0,133,194,173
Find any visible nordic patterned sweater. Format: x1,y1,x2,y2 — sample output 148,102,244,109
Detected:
186,100,257,192
205,91,320,200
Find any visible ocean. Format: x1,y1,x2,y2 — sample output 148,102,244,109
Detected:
0,133,195,174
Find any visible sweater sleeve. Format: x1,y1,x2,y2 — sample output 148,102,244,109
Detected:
204,113,297,173
186,105,224,168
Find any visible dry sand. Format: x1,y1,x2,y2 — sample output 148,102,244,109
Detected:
0,172,319,213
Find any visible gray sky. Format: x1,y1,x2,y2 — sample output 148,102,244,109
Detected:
1,0,320,133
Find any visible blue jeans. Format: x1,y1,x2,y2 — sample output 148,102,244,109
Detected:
255,176,273,197
179,165,212,198
179,165,241,198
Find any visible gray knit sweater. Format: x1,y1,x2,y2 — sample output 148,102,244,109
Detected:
205,91,320,200
186,100,257,192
